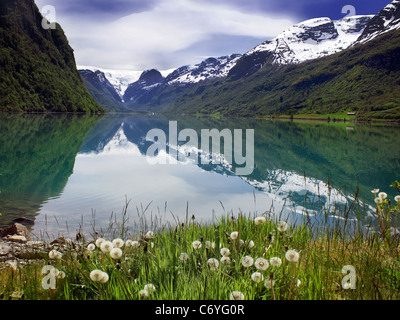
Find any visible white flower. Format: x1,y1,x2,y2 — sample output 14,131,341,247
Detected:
131,241,140,248
264,279,275,289
241,255,254,268
207,258,219,270
220,248,231,256
230,291,244,300
371,189,379,194
49,250,62,260
251,272,264,283
297,279,301,287
239,239,245,248
57,271,66,279
230,231,239,240
269,257,282,267
247,240,255,248
220,256,231,265
144,284,156,292
95,238,105,248
90,270,108,283
254,216,266,225
87,243,96,251
395,195,400,202
100,241,113,253
379,192,388,200
139,289,148,298
374,197,383,205
254,258,269,271
285,249,300,262
110,248,123,260
277,221,288,232
145,231,154,240
205,241,216,249
179,253,189,261
192,240,202,249
112,238,125,248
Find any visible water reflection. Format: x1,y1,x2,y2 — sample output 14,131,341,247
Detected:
0,114,399,237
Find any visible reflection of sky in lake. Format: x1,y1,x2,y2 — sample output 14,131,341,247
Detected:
34,128,272,237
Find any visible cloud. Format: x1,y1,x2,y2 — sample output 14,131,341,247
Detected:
35,0,295,70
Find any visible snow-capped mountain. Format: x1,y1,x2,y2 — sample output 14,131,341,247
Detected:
355,0,400,44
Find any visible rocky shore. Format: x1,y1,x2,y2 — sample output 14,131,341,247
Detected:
0,220,80,271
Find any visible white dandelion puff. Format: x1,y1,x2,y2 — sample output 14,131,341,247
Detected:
179,253,189,261
110,247,123,260
269,257,282,267
241,255,254,268
277,221,288,232
192,240,202,249
112,238,125,248
205,241,216,249
90,270,106,282
207,258,219,270
131,241,140,248
395,195,400,202
230,231,239,240
49,250,62,260
95,238,105,248
254,216,266,225
100,241,113,253
247,240,255,248
264,279,275,289
220,248,231,256
371,188,379,194
145,231,154,240
144,284,156,292
230,291,245,300
379,192,388,200
254,258,269,271
87,243,96,251
139,289,148,298
285,249,300,262
251,272,264,283
374,197,383,205
220,256,231,265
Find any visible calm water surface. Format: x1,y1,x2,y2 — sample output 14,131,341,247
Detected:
0,114,399,238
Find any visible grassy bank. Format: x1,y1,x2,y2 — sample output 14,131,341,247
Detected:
1,184,400,301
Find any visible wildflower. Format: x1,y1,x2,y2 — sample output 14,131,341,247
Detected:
100,241,113,253
277,221,288,232
247,240,255,248
269,257,282,267
374,197,383,205
125,239,132,247
57,271,66,279
395,195,400,202
144,284,156,293
112,238,125,248
145,231,154,240
192,240,202,249
239,239,245,248
49,250,62,260
254,258,269,271
87,243,96,251
264,279,275,289
251,272,264,283
90,270,108,283
241,255,254,268
95,238,105,248
207,258,220,270
139,289,148,298
230,291,245,300
285,249,300,262
110,247,123,260
205,241,216,249
379,192,388,200
179,253,189,261
371,189,379,194
131,241,140,248
220,256,231,265
220,248,231,256
230,231,239,240
254,216,266,225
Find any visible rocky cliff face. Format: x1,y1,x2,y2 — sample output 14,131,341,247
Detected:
0,0,103,113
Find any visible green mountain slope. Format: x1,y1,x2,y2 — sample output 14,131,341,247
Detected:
0,0,104,113
166,29,400,120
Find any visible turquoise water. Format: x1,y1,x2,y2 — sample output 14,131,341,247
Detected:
0,114,399,238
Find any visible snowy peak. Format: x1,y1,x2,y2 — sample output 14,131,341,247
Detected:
166,54,242,85
356,0,400,44
245,15,373,65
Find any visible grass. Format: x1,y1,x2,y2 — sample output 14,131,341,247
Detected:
1,184,400,301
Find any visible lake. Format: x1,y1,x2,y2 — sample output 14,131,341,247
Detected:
0,113,399,239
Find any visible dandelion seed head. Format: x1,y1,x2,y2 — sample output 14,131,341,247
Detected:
264,279,275,289
277,221,288,232
139,289,148,298
379,192,388,200
110,247,123,260
230,231,239,240
241,255,254,268
220,256,231,265
49,250,62,260
251,272,264,282
179,253,189,261
205,241,215,249
112,238,125,248
230,291,244,300
285,249,300,262
207,258,219,270
144,284,156,292
90,270,105,282
87,243,96,251
220,248,231,256
125,240,132,247
371,188,379,194
100,241,113,253
374,197,383,205
192,240,202,249
95,238,105,248
247,240,255,248
145,231,154,240
131,241,140,248
395,195,400,202
269,257,282,267
254,258,269,271
254,216,266,225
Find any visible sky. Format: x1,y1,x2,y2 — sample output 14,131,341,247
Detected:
34,0,393,71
